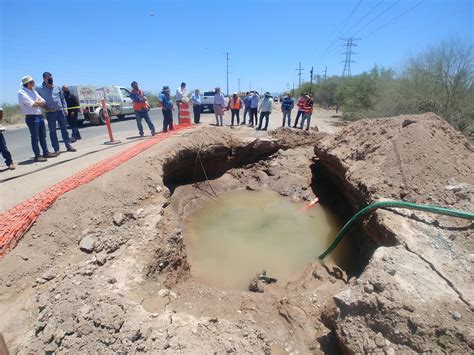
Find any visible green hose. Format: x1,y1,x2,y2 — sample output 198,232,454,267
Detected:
319,201,474,260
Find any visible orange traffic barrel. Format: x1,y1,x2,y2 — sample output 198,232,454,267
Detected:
178,103,191,125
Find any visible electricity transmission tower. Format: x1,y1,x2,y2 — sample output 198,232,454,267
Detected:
225,52,231,95
237,78,241,92
296,62,304,87
340,38,360,77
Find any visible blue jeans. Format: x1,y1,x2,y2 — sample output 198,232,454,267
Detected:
46,111,71,152
294,110,304,127
242,107,251,124
0,132,13,166
135,109,155,135
258,111,270,130
282,110,291,127
25,115,49,158
300,113,312,130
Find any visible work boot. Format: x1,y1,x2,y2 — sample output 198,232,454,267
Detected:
8,163,15,170
44,152,58,158
34,156,47,162
67,146,77,152
54,150,61,156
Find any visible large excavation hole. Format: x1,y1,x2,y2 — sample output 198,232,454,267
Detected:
184,190,346,289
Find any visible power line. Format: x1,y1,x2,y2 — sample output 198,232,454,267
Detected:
341,0,384,38
353,0,401,37
224,52,231,96
323,0,363,54
361,0,424,39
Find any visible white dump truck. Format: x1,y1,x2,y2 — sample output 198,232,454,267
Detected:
69,85,135,125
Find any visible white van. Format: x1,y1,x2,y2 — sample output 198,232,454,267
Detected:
69,85,136,125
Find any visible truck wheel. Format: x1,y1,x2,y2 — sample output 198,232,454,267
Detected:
99,109,111,125
77,119,84,127
117,114,125,120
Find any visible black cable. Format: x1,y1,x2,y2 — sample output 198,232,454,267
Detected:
341,0,384,38
361,0,424,39
353,0,401,37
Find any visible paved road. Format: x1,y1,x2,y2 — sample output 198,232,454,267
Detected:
3,109,167,163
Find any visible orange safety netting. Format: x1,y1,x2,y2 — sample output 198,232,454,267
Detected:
0,124,192,258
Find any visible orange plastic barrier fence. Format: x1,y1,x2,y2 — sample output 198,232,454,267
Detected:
0,124,192,258
178,103,191,125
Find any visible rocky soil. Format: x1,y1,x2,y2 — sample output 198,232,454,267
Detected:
0,112,472,354
315,113,473,353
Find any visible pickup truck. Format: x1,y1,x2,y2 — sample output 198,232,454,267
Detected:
201,91,229,113
69,85,135,125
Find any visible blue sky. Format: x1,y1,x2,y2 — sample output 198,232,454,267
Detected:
1,0,472,104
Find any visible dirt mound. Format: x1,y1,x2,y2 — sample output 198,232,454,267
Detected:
315,113,474,353
269,127,326,149
315,112,473,207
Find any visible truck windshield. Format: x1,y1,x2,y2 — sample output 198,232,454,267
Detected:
120,88,131,98
204,92,215,96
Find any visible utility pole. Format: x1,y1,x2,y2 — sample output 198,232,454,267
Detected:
323,66,328,81
310,66,314,94
340,38,360,77
225,52,231,95
237,78,241,92
296,62,304,87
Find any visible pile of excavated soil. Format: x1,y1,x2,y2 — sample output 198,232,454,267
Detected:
315,113,473,353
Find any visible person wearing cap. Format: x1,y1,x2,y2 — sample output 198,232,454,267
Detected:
257,92,273,131
242,92,251,125
159,86,175,132
293,93,306,128
17,76,56,162
280,93,295,127
0,107,15,170
36,72,76,154
62,85,82,142
300,93,314,130
191,89,202,124
249,91,259,127
228,92,242,126
130,81,156,137
213,87,225,126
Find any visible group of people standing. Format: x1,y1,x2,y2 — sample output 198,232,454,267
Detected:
16,72,79,163
2,77,315,170
200,90,314,131
282,92,314,130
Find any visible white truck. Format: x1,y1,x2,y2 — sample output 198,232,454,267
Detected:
69,85,135,125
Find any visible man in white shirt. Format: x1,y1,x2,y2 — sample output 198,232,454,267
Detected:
17,76,56,162
175,82,187,104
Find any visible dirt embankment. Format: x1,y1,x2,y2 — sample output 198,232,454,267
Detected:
315,113,473,353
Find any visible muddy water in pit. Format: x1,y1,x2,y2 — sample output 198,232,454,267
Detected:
185,190,345,290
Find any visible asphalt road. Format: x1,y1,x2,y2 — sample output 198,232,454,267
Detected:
2,109,167,163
